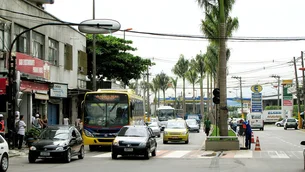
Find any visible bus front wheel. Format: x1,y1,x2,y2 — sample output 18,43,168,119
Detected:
89,145,98,151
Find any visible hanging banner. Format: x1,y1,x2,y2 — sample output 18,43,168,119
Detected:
282,79,293,109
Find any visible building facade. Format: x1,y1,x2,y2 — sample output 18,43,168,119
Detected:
0,0,88,130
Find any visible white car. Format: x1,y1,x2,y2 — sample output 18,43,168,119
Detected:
148,122,161,137
0,135,9,172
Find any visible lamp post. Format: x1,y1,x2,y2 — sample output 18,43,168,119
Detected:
92,0,96,91
7,21,120,148
299,51,305,129
122,28,132,89
123,28,132,40
271,74,281,109
232,76,243,118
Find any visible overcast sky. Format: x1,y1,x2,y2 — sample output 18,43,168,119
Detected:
45,0,305,99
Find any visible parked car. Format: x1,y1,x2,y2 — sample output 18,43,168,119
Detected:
186,119,200,133
148,122,161,137
0,135,9,172
275,119,285,127
284,118,298,130
163,119,189,144
28,125,84,163
111,125,157,160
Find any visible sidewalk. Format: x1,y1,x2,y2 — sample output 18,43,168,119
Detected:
9,148,28,158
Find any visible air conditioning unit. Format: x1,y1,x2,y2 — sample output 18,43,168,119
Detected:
0,51,7,59
78,67,84,73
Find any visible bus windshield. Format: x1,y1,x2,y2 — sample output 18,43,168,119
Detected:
84,93,129,127
157,109,175,121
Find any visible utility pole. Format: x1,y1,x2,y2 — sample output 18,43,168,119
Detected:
143,73,146,114
301,51,305,115
146,67,150,120
271,74,281,109
293,57,302,128
92,0,96,91
232,76,243,118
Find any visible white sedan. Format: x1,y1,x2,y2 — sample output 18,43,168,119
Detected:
0,135,9,172
148,122,161,137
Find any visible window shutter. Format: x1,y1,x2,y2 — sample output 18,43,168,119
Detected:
78,50,87,75
64,44,73,70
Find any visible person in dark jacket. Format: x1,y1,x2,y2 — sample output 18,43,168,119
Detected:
244,120,252,149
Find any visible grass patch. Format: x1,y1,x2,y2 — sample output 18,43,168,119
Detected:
208,125,238,141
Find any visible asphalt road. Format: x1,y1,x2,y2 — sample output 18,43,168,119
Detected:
7,125,305,172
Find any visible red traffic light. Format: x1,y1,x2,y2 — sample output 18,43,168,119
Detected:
213,88,220,97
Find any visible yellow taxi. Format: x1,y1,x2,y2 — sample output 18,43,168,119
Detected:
163,119,189,144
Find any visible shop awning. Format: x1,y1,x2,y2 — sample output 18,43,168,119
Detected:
35,93,49,100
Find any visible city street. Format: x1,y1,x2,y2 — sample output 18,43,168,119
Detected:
8,125,305,172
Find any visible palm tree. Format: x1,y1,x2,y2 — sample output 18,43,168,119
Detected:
186,67,198,114
170,77,178,109
128,82,136,90
196,0,238,136
172,55,189,116
193,53,206,119
150,80,158,116
158,72,170,106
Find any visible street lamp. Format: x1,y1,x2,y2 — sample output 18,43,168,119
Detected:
270,74,280,109
123,28,133,40
7,20,120,148
232,76,243,118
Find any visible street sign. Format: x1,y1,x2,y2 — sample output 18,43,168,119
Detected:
251,92,262,112
78,19,121,34
251,85,263,93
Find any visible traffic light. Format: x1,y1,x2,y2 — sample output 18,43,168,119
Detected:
213,88,220,104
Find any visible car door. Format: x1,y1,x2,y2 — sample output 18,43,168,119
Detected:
147,128,156,151
69,129,78,155
74,128,83,152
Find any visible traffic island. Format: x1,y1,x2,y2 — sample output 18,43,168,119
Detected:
205,136,240,151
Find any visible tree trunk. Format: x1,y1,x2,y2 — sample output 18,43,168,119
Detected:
157,90,160,107
183,77,186,116
154,92,157,115
192,84,195,114
200,77,204,120
219,0,228,136
174,89,177,109
206,74,209,120
163,90,166,106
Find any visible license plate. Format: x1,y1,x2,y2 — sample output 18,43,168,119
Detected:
171,136,179,139
124,148,133,152
40,152,50,156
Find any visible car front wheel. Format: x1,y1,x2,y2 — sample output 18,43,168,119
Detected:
65,149,71,163
151,148,156,156
0,153,8,172
78,146,85,159
111,153,117,159
28,155,36,163
276,124,281,127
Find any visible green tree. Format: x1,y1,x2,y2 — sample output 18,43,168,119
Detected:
157,72,170,106
196,0,238,136
150,79,159,116
128,82,137,90
86,34,153,87
186,65,199,114
172,55,189,116
170,77,178,109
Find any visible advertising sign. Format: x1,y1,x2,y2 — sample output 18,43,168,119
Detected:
16,52,50,80
262,110,282,123
50,84,68,98
251,85,263,113
282,80,293,107
0,78,6,95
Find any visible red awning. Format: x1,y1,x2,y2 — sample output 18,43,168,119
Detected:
20,80,49,92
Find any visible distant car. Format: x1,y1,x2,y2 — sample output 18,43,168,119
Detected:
163,119,189,144
275,119,285,127
28,125,85,163
148,122,161,137
0,135,9,172
111,125,157,160
284,118,298,130
186,119,200,133
150,117,161,127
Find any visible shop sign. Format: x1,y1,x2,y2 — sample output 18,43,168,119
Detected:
50,84,67,98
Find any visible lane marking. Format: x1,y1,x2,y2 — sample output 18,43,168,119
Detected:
160,150,191,158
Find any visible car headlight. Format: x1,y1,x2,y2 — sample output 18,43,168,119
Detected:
56,147,64,151
181,131,187,135
139,142,146,146
84,129,94,137
29,146,36,151
113,140,119,146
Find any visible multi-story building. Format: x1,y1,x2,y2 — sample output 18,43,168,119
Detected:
0,0,88,129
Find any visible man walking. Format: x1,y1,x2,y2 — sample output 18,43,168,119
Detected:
204,117,211,136
244,120,252,149
16,115,26,150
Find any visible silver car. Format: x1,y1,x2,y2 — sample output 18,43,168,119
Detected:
148,122,161,137
186,119,200,133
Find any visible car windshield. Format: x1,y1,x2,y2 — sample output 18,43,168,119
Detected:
39,128,69,140
287,119,296,122
117,127,148,137
148,122,158,127
186,120,197,125
167,121,186,129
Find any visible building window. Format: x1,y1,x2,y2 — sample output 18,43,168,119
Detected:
48,38,59,65
14,24,29,54
78,50,87,75
32,31,44,59
0,24,4,50
64,44,73,70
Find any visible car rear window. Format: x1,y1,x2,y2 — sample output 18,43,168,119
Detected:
287,119,296,122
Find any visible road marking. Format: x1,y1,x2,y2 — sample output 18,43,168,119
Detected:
276,151,289,158
234,150,253,158
92,152,111,158
160,150,191,158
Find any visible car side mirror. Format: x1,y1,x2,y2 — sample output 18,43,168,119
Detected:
301,141,305,145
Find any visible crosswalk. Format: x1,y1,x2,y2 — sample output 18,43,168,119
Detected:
87,150,305,159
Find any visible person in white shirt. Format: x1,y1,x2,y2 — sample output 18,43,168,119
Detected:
16,115,26,149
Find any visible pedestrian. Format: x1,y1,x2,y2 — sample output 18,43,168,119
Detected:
0,114,5,138
244,120,252,149
14,111,20,148
33,113,41,129
40,114,48,129
204,117,211,136
16,115,26,149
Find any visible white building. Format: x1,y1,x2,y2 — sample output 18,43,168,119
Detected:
0,0,88,129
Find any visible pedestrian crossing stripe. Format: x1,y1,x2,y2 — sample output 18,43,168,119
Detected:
92,150,196,158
